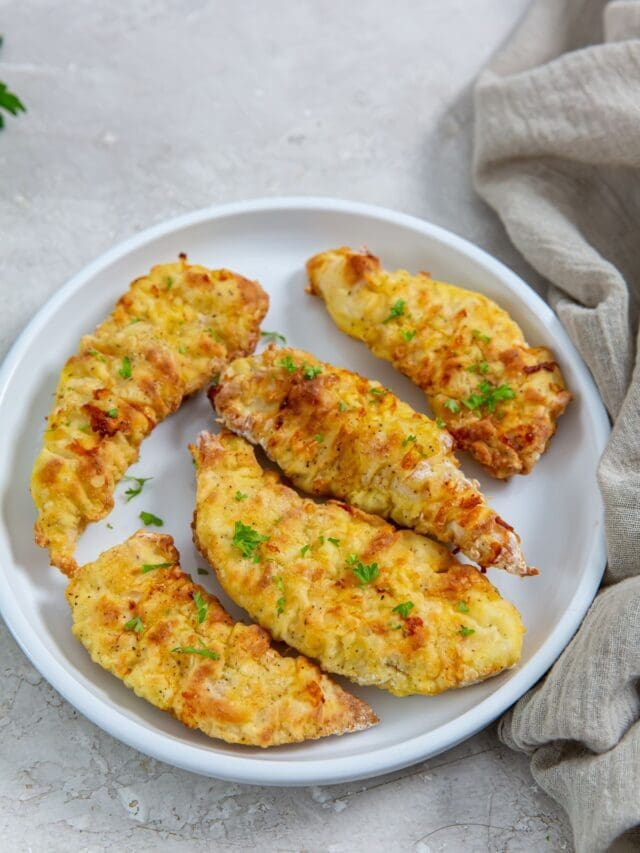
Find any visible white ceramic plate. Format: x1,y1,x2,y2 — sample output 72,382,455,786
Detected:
0,198,609,786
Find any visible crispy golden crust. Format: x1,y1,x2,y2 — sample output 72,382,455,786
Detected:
214,347,532,575
192,432,524,697
66,531,377,747
31,257,268,575
307,248,572,479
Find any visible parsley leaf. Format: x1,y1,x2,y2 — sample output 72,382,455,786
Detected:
193,591,208,624
139,511,163,527
165,276,173,289
350,558,379,586
370,387,387,397
327,537,340,547
443,399,460,413
233,520,269,562
106,408,119,418
401,329,417,342
456,601,469,613
314,433,324,443
402,435,417,447
392,601,414,619
0,50,26,130
124,615,144,633
234,491,248,502
141,561,174,573
300,543,311,557
118,356,132,379
338,402,348,412
383,299,406,324
171,645,220,660
274,576,285,614
436,416,445,428
458,626,475,637
279,355,298,373
472,329,491,344
124,476,152,502
302,363,322,379
463,381,515,413
260,330,287,343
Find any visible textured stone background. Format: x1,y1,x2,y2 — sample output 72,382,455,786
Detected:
0,1,573,850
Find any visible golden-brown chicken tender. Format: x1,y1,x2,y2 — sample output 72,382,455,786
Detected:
66,530,377,747
213,347,531,575
192,432,524,697
31,256,268,575
307,248,572,479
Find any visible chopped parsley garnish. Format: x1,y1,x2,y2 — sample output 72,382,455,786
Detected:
436,417,445,428
383,299,406,324
392,601,414,619
118,356,132,379
234,491,248,502
124,616,144,633
456,601,470,613
467,360,489,374
165,276,173,289
349,558,379,586
197,568,208,575
314,434,324,443
124,476,152,502
443,399,460,413
141,561,174,573
279,355,298,373
401,329,417,342
207,328,222,341
274,576,285,614
338,402,348,412
260,330,287,343
300,544,311,557
318,535,325,545
178,345,186,354
472,329,491,344
193,591,208,624
402,435,417,447
171,645,220,660
463,381,515,413
232,520,269,562
390,623,403,631
129,317,142,325
105,408,118,418
458,626,475,637
302,364,322,380
106,522,113,530
328,537,340,547
139,511,163,527
370,387,387,397
88,348,107,363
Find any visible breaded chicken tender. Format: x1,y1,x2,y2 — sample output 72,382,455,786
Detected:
213,347,531,575
31,256,268,575
66,530,377,747
307,248,572,479
192,432,524,697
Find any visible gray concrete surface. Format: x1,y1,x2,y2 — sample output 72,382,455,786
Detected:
0,1,573,850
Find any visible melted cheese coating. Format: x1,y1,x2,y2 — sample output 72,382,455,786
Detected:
31,257,268,574
214,346,531,575
307,248,571,479
66,531,377,747
192,432,525,697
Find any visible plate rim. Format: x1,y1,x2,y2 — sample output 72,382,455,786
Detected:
0,196,610,786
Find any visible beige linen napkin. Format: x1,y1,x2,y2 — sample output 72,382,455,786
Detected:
474,1,640,850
